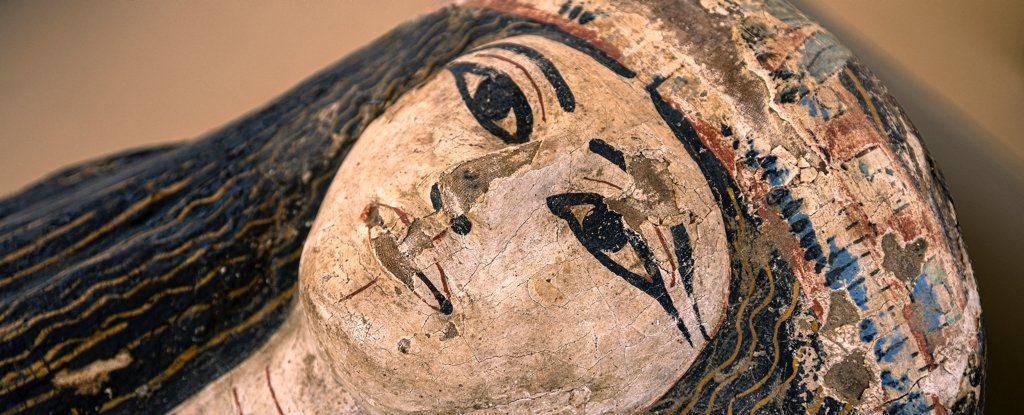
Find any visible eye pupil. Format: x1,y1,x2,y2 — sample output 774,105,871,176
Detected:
473,77,515,120
581,205,628,252
448,62,533,144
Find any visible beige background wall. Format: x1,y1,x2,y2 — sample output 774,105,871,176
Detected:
0,0,1020,411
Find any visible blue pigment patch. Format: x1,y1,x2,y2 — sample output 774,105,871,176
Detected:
858,160,870,178
911,273,944,332
859,318,877,342
759,155,790,186
825,238,867,310
880,370,910,393
800,95,831,120
802,31,854,82
765,187,827,273
874,333,907,363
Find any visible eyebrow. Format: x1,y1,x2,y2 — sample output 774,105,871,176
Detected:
532,31,636,79
472,42,577,112
588,138,627,171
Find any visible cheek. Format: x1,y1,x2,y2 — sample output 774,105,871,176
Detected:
300,137,726,413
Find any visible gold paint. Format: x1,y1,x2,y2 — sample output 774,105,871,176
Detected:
0,207,223,326
0,177,192,288
0,216,234,343
99,285,193,327
196,256,247,288
0,246,206,347
744,280,803,414
227,275,261,301
726,188,744,235
749,359,801,414
234,217,275,240
0,248,207,387
0,322,128,392
0,211,97,267
726,265,777,414
843,67,885,135
172,174,245,221
806,386,825,414
99,286,296,413
0,388,56,415
676,262,759,414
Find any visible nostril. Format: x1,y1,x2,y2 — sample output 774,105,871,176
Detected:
430,183,443,212
450,214,472,235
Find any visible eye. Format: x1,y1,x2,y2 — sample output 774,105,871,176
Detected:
448,62,533,144
546,193,644,277
546,192,696,345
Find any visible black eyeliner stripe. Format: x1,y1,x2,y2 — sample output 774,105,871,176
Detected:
588,138,627,171
474,42,576,112
532,31,636,78
671,223,710,341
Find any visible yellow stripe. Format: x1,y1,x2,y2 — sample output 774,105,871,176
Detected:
99,285,193,327
196,256,247,287
271,248,303,270
749,359,801,414
843,67,886,134
0,248,222,382
726,188,744,235
676,262,758,414
0,211,97,267
172,175,244,222
0,244,204,343
0,389,56,415
726,265,777,414
234,217,274,240
228,277,261,301
100,286,296,413
806,387,825,414
0,215,234,343
0,178,192,288
743,280,802,414
0,322,128,392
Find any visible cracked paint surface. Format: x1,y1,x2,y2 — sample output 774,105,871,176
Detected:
174,0,982,413
301,35,731,413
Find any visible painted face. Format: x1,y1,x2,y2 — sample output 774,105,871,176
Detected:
300,35,730,412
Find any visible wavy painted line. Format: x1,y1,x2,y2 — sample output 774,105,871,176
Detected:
724,265,777,415
744,280,802,414
0,211,97,267
99,286,296,413
675,263,757,414
0,178,192,288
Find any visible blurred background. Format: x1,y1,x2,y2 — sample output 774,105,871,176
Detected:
0,0,1020,411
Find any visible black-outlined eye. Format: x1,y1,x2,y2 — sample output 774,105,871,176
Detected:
546,192,695,346
448,62,533,144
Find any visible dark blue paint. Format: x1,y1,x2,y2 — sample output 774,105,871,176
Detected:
911,273,944,332
875,334,907,363
859,318,877,342
881,369,910,393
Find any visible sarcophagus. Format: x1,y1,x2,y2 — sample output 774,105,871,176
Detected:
0,1,983,414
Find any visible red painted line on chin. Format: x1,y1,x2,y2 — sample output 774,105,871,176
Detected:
265,366,285,415
232,386,244,415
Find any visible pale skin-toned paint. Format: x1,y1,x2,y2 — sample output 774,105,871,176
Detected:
179,35,731,414
175,0,984,413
